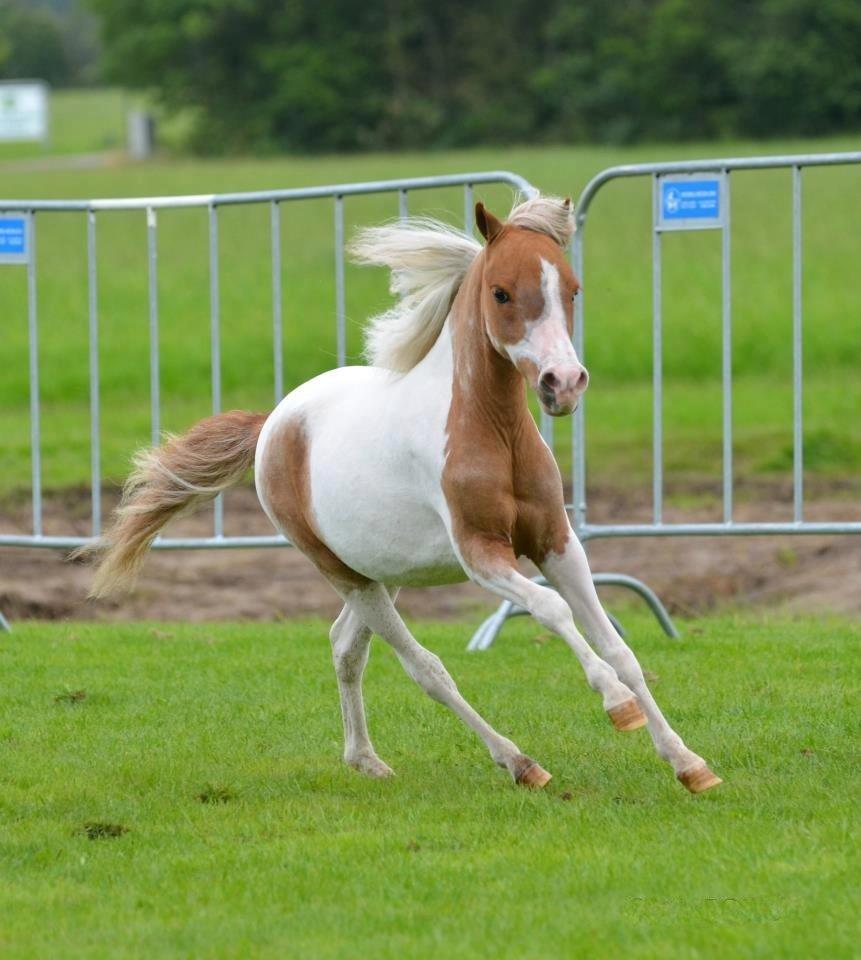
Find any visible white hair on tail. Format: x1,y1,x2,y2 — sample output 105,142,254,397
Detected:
350,195,574,372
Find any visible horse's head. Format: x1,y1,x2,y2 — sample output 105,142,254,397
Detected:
475,198,587,417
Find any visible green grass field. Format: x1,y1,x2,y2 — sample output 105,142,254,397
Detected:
0,613,857,958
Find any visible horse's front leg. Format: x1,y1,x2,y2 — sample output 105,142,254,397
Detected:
463,542,647,731
541,529,722,794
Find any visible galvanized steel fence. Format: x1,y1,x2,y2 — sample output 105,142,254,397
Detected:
0,170,534,561
471,150,861,648
2,153,860,639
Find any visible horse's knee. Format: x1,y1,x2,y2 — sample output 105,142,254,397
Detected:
529,588,574,636
603,643,645,686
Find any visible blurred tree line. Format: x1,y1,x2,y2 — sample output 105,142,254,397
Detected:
8,0,861,150
0,0,99,85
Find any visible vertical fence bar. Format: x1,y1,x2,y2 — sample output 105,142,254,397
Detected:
571,230,586,531
792,166,804,522
463,184,473,234
87,211,101,536
271,200,283,402
652,176,664,525
208,203,223,537
147,207,160,446
334,195,346,367
398,189,409,222
721,172,733,524
26,212,42,537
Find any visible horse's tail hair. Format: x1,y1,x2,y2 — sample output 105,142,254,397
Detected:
78,410,268,598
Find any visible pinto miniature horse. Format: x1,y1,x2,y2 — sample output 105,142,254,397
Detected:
87,195,721,795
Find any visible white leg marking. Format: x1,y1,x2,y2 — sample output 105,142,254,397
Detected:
329,601,394,779
542,532,713,778
343,583,536,780
468,565,636,713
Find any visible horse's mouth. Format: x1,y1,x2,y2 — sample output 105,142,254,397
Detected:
539,398,578,418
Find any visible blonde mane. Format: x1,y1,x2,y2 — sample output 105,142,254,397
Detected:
349,194,574,372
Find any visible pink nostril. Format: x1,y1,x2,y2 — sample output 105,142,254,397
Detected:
539,370,560,393
573,366,590,391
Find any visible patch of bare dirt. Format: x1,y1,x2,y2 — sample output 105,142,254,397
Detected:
1,481,860,626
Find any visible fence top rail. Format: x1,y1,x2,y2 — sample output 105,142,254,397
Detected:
573,150,861,227
0,170,537,213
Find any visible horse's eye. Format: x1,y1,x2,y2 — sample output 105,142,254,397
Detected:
493,288,509,304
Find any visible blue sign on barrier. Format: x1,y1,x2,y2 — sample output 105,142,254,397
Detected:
0,213,29,263
656,174,725,231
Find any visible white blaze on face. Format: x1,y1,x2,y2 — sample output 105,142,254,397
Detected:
507,258,581,373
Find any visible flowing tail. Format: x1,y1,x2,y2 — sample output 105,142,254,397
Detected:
81,410,268,598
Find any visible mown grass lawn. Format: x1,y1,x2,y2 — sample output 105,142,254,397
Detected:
0,613,857,958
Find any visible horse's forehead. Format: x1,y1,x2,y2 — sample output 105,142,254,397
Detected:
485,229,570,286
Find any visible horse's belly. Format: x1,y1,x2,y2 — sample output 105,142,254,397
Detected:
316,496,466,587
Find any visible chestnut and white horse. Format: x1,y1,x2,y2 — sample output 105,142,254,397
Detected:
88,195,721,794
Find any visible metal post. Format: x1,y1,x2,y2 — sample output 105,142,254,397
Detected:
572,230,586,532
271,200,284,402
208,204,223,537
652,176,664,525
334,195,346,367
87,211,101,536
398,189,408,222
147,207,160,446
463,184,473,234
26,212,42,537
721,172,733,524
792,166,804,522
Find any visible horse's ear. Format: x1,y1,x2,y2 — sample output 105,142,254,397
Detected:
562,196,572,209
475,202,503,242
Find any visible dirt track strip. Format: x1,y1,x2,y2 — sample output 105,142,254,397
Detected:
2,485,860,623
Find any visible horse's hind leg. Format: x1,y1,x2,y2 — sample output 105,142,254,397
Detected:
341,581,550,787
330,602,394,779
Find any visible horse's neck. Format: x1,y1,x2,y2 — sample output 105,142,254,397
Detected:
448,270,531,440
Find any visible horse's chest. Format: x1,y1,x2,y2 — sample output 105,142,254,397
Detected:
442,434,566,566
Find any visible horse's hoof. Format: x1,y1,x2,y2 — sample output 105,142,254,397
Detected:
607,697,648,732
347,754,395,779
512,754,552,788
678,764,722,794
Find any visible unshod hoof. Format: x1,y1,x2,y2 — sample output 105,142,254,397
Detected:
513,755,552,789
607,697,648,732
678,764,722,794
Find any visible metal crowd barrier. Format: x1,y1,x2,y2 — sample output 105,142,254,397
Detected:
471,150,861,649
0,170,533,561
5,170,604,631
3,154,859,640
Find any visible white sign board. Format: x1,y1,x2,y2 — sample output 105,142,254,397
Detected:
0,82,49,142
655,172,725,231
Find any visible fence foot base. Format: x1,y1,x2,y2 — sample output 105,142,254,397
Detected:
467,572,678,651
0,608,11,633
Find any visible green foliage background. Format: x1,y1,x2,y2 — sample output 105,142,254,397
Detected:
86,0,861,153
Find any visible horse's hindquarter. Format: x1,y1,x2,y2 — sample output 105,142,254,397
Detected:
257,363,465,587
